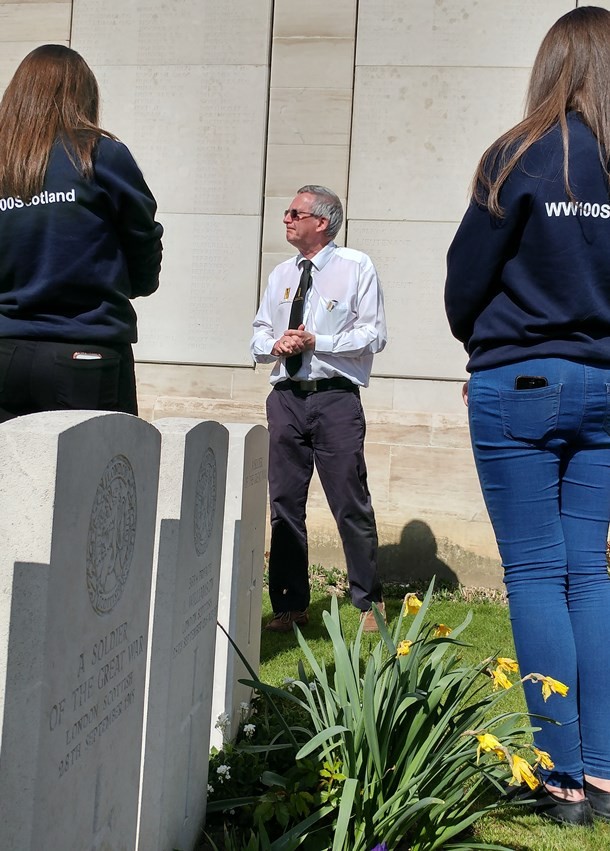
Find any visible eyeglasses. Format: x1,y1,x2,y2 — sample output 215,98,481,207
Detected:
284,209,321,221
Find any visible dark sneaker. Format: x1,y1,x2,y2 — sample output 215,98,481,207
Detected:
537,792,593,826
264,610,309,633
586,783,610,822
360,602,386,633
511,786,593,826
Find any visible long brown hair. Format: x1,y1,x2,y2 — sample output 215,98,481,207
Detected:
0,44,113,199
473,6,610,217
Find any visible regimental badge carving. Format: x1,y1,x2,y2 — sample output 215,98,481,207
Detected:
194,447,217,556
86,455,137,615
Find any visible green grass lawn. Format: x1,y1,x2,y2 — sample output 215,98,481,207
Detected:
258,588,610,850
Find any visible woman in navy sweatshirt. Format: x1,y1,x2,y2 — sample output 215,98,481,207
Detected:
0,44,163,418
445,6,610,827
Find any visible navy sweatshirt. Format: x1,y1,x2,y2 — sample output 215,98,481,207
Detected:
445,112,610,372
0,136,163,344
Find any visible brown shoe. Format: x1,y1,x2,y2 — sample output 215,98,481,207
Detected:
360,602,386,633
265,610,309,633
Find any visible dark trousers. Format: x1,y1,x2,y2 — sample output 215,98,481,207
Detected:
266,383,382,612
0,338,138,423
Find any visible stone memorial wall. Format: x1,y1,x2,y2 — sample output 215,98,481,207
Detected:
0,0,595,587
348,0,570,381
0,2,71,92
0,412,161,851
71,0,273,368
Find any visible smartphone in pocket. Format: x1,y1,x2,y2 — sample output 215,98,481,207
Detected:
514,375,548,390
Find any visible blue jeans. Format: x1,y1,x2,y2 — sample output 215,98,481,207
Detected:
469,358,610,787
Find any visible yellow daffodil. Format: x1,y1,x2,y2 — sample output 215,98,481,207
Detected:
404,594,422,615
475,733,505,764
496,657,519,673
396,640,413,657
490,667,512,691
434,624,452,638
533,748,555,770
509,754,540,790
540,676,569,702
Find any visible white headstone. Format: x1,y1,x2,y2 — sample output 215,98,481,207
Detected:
138,418,228,851
210,423,268,749
0,411,161,851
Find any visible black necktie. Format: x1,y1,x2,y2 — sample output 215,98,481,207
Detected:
286,260,313,377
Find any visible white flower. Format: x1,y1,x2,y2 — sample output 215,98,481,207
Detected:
309,682,317,692
216,764,231,782
207,784,214,794
215,712,230,731
283,677,296,691
243,723,256,738
240,701,250,711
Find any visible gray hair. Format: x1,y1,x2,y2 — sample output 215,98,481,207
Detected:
297,184,343,240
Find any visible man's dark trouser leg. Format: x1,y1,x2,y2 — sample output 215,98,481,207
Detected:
312,388,382,611
266,387,314,613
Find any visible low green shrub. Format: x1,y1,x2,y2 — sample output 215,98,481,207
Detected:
205,580,564,851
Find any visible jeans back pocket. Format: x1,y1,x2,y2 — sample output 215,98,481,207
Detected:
499,383,562,442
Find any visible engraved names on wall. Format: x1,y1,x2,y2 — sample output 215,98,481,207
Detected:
70,0,272,366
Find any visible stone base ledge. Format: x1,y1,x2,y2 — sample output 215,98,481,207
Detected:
136,393,499,589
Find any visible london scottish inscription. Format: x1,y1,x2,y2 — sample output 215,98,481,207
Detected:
48,622,145,779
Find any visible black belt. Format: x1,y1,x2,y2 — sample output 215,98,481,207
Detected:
275,377,357,393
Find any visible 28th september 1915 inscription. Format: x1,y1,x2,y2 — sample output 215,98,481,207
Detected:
48,621,145,779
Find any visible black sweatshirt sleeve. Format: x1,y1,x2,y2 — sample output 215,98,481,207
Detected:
444,198,523,344
94,139,163,298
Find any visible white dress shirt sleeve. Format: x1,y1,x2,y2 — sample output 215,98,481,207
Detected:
250,281,277,363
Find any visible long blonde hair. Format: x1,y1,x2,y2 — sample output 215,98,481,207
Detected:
0,44,113,200
473,6,610,217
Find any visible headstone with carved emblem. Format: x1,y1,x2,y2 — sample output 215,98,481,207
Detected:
137,418,228,851
0,411,161,851
210,423,268,749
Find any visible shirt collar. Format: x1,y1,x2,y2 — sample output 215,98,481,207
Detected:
296,241,336,272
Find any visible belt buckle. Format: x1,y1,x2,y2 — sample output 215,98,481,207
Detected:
299,380,317,391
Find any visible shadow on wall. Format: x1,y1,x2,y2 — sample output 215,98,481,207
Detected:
378,520,458,587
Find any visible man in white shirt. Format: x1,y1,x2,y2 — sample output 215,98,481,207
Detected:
250,185,387,632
